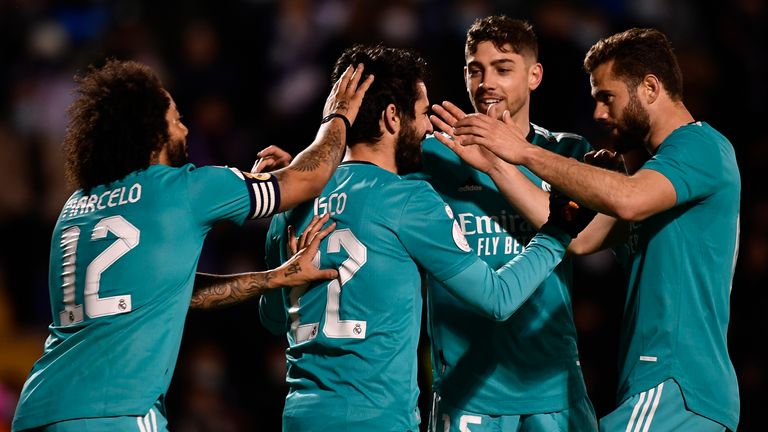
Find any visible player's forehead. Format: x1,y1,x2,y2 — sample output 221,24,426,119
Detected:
590,61,625,95
416,81,429,105
466,41,528,66
162,89,179,113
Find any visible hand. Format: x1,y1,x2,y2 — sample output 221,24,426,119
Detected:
274,214,338,288
323,63,375,126
546,190,596,238
448,104,530,165
584,149,627,174
252,145,293,173
430,102,503,173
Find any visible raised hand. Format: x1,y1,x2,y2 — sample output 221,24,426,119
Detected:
252,145,293,173
323,63,375,125
449,104,531,165
429,101,502,173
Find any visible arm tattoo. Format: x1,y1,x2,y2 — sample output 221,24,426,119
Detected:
288,124,344,173
190,272,276,309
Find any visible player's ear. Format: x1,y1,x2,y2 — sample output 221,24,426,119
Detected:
528,62,543,91
642,74,660,104
382,103,400,135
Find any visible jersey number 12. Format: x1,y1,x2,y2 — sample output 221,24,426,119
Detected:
58,215,139,326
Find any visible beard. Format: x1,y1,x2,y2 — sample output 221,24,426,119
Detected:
613,92,651,154
166,136,189,167
394,121,424,175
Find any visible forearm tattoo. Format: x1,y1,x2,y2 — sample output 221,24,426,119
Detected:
289,123,344,173
190,272,276,309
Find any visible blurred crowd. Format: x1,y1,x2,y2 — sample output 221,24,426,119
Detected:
0,0,765,430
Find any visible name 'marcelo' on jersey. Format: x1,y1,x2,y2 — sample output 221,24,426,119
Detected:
12,164,279,432
412,125,593,415
260,161,573,431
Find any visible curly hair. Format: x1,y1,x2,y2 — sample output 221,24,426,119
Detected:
331,44,428,145
465,15,538,60
584,28,684,101
63,59,170,190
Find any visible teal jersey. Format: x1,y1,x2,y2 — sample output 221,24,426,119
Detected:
13,164,279,431
415,125,592,415
618,122,740,430
260,162,572,431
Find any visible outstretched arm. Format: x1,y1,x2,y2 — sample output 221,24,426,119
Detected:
430,101,622,254
190,215,337,309
272,64,374,211
447,107,675,221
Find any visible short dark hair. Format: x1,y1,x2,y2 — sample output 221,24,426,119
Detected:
584,28,684,101
331,44,428,145
465,15,538,60
64,59,170,190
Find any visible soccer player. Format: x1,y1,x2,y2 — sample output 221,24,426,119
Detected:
416,16,598,431
445,28,740,432
11,59,372,432
257,44,595,431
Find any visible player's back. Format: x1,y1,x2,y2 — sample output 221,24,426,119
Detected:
264,162,426,431
13,163,255,431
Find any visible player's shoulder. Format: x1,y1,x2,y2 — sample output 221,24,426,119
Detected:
532,123,589,145
387,177,445,210
531,123,592,157
421,133,459,158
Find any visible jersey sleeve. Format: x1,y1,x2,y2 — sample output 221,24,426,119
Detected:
397,183,478,281
259,213,290,335
440,224,571,321
642,128,719,205
186,166,281,226
398,183,571,321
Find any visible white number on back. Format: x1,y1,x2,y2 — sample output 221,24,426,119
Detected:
59,215,139,325
289,228,367,342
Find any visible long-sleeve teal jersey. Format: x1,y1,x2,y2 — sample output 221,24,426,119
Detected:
260,161,572,431
414,125,593,415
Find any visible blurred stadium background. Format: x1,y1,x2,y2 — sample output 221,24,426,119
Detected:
0,0,765,430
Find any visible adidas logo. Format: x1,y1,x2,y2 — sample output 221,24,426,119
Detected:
457,177,483,192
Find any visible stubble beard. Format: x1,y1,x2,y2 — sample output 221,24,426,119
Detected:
394,121,423,175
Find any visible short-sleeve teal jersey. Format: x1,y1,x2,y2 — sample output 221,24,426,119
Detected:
12,164,279,432
618,121,740,431
260,161,573,431
413,125,592,415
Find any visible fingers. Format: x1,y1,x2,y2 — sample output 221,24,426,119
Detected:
486,103,501,119
336,64,354,94
297,215,323,249
251,157,266,173
356,73,375,96
315,268,339,281
305,220,336,254
440,101,467,123
347,63,364,91
501,110,513,125
429,114,456,138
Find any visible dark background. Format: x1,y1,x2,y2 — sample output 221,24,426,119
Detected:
0,0,765,431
